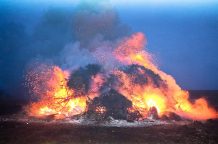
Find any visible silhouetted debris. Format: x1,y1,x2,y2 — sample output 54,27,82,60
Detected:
67,64,102,96
161,112,182,121
121,64,166,88
100,74,121,93
86,89,132,120
127,109,142,122
147,106,159,119
206,119,218,124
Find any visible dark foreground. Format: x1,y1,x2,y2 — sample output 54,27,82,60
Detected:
0,120,218,144
0,90,218,144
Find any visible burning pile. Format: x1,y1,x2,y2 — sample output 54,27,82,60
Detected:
26,33,218,121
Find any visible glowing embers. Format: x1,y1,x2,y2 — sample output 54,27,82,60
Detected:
26,65,87,119
26,32,218,121
95,106,106,114
112,33,217,120
39,106,56,115
175,97,218,120
145,93,166,114
123,89,167,119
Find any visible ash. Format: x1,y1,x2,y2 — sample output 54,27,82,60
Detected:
1,115,218,144
0,114,190,127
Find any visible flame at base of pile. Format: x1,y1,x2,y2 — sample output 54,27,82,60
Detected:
25,33,218,121
26,66,87,119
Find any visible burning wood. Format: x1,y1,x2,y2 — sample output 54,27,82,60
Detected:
25,33,218,121
86,89,132,120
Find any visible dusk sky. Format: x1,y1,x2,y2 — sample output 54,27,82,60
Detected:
0,0,218,99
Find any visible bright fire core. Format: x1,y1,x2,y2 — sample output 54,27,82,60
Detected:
26,33,218,121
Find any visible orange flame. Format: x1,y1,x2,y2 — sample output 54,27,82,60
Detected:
26,66,87,119
113,32,218,120
95,106,106,114
26,32,218,121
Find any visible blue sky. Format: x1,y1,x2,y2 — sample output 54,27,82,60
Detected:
0,0,218,97
2,0,218,4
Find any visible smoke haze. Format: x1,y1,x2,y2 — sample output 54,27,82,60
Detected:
0,1,218,101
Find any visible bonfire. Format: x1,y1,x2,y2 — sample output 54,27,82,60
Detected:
25,33,218,121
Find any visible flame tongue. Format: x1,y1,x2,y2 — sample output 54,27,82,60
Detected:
26,66,87,119
26,32,218,121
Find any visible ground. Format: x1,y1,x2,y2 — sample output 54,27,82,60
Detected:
0,90,218,144
0,120,218,144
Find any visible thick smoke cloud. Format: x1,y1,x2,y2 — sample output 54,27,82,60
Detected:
72,1,129,49
0,1,129,100
0,21,29,98
59,1,130,70
31,8,73,59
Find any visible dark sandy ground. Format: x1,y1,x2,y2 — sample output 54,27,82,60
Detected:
0,90,218,144
0,120,218,144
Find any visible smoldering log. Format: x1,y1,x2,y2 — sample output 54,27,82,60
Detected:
161,112,182,121
86,89,142,121
67,64,102,96
100,64,167,93
68,64,166,97
147,106,159,120
99,74,121,93
120,64,166,88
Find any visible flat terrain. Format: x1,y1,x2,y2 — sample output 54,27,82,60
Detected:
0,90,217,144
0,120,218,144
